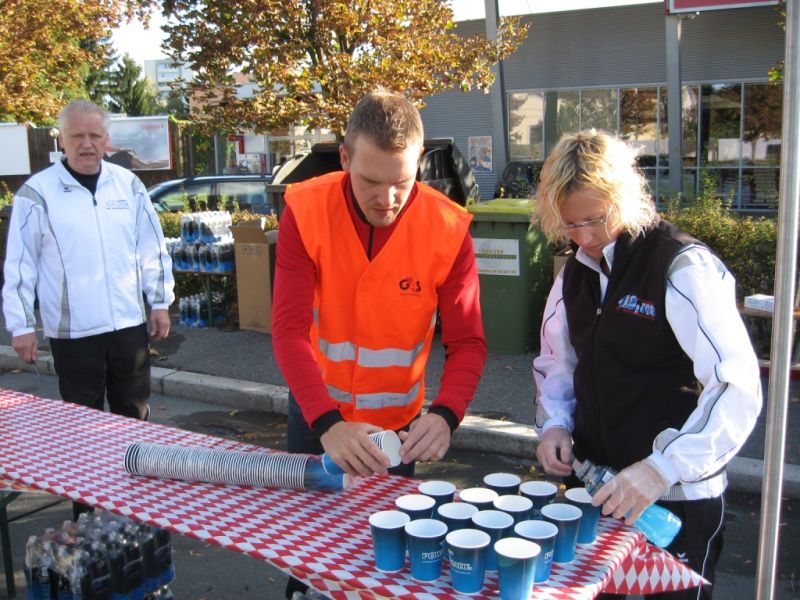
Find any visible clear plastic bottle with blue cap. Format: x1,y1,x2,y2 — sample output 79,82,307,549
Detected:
573,458,682,548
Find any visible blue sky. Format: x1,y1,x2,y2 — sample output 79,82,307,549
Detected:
112,1,660,66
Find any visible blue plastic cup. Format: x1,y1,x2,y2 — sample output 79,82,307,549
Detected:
395,494,436,521
458,487,500,512
519,481,558,520
446,528,491,594
513,520,558,583
493,494,534,524
541,503,582,564
437,501,478,555
471,509,515,571
483,472,522,496
565,487,603,545
418,480,457,511
369,510,410,572
405,518,448,582
494,537,541,600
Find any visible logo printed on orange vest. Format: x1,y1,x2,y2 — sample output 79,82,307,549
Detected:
399,277,422,296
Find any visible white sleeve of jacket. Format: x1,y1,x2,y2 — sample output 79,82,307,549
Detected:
648,245,763,486
134,180,175,310
2,191,43,336
532,268,578,435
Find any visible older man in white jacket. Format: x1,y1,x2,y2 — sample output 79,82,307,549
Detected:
3,99,174,424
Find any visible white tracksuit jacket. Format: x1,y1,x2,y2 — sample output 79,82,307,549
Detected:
2,159,175,339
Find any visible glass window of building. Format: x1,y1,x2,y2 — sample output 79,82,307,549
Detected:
507,80,781,210
508,92,544,160
581,89,618,134
556,91,580,139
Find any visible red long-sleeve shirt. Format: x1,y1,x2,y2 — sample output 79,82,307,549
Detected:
272,174,486,433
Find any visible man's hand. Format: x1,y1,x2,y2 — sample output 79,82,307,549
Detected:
12,332,38,364
320,421,389,477
149,309,171,341
398,413,450,464
535,426,573,477
590,458,670,524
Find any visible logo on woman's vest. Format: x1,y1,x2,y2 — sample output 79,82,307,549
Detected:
616,294,656,320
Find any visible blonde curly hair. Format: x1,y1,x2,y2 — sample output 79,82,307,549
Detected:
533,130,657,245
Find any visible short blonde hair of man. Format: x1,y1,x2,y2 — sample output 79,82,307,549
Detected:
344,89,424,154
534,130,657,245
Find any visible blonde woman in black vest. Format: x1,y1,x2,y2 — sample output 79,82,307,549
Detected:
532,130,761,599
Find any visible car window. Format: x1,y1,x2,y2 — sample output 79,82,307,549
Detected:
161,183,212,210
217,181,270,211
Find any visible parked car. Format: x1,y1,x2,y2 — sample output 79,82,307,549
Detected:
147,174,274,213
494,160,539,199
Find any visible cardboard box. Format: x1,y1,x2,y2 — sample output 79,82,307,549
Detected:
231,221,279,333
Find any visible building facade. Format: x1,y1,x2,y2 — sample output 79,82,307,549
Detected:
144,59,194,99
420,2,785,209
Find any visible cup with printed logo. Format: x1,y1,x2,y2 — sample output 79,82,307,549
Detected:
471,509,515,572
395,494,436,521
513,520,558,583
446,528,491,594
495,537,541,600
418,480,457,511
541,503,582,564
458,487,500,512
483,472,522,496
368,510,410,572
493,494,534,524
519,481,558,519
565,487,603,545
404,518,448,582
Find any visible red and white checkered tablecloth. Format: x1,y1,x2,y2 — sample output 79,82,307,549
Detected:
0,389,705,598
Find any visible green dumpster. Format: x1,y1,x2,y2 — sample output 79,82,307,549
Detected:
468,198,553,354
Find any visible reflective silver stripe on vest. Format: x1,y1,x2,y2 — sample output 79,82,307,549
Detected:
319,339,356,362
326,385,353,402
326,381,421,410
358,340,425,368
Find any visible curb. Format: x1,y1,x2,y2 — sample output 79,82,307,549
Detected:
2,346,798,499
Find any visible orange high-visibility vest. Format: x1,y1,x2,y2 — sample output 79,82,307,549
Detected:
286,172,472,430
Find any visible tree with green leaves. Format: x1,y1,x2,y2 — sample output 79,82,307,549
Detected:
0,0,155,124
162,0,529,136
83,37,119,108
108,54,162,116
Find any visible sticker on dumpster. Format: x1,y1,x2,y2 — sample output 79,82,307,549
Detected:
472,238,520,276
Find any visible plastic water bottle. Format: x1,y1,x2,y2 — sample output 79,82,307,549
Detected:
573,459,682,548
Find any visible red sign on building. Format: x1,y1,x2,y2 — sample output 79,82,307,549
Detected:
667,0,778,13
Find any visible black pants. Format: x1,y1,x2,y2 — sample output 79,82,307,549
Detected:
50,323,151,420
284,393,416,599
50,324,151,521
598,494,725,600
